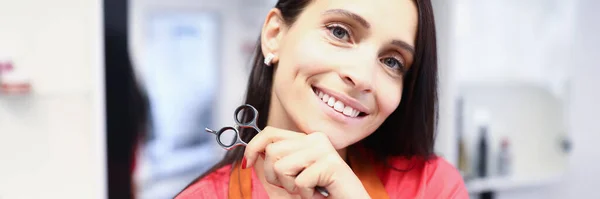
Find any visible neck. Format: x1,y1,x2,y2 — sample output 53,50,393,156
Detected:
266,93,301,132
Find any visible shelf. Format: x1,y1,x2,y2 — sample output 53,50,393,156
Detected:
465,175,562,193
0,91,91,99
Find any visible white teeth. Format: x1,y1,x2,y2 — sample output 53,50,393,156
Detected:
327,97,335,106
343,106,353,116
334,101,344,112
315,88,362,118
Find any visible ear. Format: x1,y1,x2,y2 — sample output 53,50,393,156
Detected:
260,8,287,65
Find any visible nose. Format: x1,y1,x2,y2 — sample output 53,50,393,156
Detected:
338,59,375,93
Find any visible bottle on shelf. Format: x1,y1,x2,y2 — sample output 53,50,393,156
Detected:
497,137,512,176
458,136,471,178
477,125,488,178
474,109,491,179
456,97,472,179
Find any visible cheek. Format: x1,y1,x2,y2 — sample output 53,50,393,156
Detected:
376,79,403,117
284,32,333,74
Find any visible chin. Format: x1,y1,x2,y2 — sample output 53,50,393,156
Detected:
303,120,364,149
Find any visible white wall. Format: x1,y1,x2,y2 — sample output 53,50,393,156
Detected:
0,0,105,198
496,0,600,198
436,0,576,179
435,0,600,198
432,0,459,166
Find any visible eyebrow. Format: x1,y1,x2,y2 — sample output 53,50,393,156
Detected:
392,40,415,55
322,9,415,55
322,9,371,29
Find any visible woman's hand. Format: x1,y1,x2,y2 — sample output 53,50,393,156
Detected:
243,126,371,199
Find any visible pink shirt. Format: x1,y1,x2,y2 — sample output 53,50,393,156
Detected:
177,156,468,198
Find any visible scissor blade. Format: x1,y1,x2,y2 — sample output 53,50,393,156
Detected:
205,128,216,133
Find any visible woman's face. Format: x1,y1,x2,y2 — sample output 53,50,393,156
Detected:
264,0,418,149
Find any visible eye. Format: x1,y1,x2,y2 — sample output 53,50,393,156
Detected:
381,57,404,71
325,24,351,42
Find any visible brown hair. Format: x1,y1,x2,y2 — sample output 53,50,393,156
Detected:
179,0,438,193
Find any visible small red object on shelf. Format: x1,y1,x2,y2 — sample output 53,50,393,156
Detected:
0,60,31,95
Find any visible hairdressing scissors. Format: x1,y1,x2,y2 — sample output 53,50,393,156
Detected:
205,104,260,150
205,104,330,197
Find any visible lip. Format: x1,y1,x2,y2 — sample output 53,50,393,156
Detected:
312,86,371,115
315,94,364,124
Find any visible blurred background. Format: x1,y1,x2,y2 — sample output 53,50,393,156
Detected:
0,0,598,198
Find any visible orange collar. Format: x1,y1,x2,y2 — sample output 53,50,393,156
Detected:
228,152,390,199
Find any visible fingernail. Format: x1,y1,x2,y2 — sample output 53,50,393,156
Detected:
241,157,247,169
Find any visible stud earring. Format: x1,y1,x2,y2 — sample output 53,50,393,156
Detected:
264,53,276,66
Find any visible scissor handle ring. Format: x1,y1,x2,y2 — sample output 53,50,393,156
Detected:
215,126,242,148
234,104,259,126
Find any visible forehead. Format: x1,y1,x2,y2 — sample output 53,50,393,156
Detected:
302,0,419,45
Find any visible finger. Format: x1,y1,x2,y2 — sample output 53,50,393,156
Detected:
262,138,308,191
272,132,337,195
298,187,328,199
266,132,334,195
264,138,306,162
272,148,318,194
271,132,336,174
276,168,299,194
312,191,327,199
267,131,333,164
262,148,282,188
244,126,305,168
295,155,338,198
298,186,314,199
272,143,323,178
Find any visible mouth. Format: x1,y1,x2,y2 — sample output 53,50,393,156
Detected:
312,86,368,118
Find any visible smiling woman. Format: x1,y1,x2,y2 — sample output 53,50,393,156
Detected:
176,0,467,198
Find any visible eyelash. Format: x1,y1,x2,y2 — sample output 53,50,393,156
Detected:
380,56,406,74
325,23,353,43
324,23,406,74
